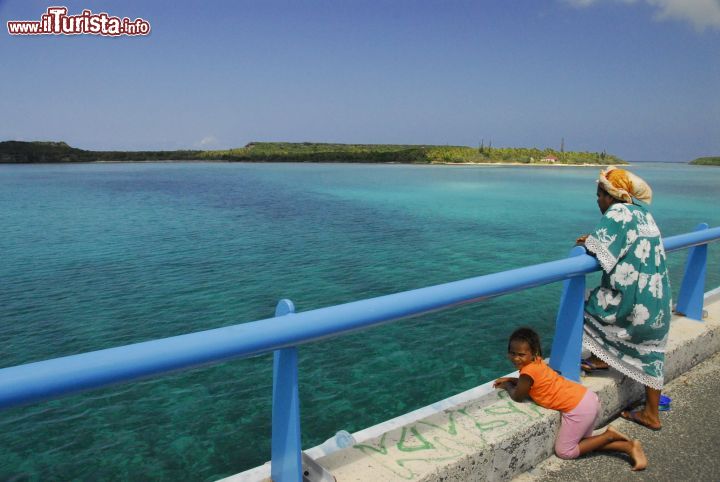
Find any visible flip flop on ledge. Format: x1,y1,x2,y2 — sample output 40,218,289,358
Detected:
580,358,609,372
620,410,662,431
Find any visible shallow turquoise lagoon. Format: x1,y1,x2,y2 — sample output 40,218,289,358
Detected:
1,162,719,480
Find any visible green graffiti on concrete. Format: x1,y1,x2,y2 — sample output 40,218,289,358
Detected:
417,411,458,436
342,394,552,480
354,432,389,456
397,427,434,452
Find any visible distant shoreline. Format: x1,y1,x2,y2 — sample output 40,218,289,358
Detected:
0,141,628,166
8,159,621,167
435,161,618,167
689,156,720,166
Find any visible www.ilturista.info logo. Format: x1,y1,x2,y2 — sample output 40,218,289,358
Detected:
7,6,151,36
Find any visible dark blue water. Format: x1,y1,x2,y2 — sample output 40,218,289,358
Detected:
1,162,718,480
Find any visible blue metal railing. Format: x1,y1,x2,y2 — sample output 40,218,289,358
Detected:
1,224,719,481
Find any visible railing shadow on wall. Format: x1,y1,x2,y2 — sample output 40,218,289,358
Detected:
1,224,719,481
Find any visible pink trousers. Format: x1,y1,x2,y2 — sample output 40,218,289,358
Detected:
555,390,601,459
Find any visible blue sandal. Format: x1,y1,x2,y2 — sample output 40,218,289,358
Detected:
659,394,672,411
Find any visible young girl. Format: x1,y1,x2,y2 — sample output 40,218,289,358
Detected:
493,327,647,471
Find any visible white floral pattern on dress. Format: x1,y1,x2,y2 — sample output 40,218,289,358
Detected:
602,324,631,341
595,228,617,246
596,288,622,310
654,245,665,265
649,273,664,299
649,359,664,376
622,354,643,368
611,262,639,287
607,205,633,224
626,229,638,245
634,211,647,225
629,304,650,326
650,310,665,329
635,239,651,265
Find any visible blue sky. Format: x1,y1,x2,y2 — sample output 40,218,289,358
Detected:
1,0,718,162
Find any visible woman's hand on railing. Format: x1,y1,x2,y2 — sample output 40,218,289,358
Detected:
575,234,589,246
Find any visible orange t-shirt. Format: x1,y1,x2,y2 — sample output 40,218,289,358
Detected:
520,358,586,413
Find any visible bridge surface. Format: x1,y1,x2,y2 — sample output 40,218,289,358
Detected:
515,349,720,482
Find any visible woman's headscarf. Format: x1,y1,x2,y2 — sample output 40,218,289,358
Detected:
598,166,653,204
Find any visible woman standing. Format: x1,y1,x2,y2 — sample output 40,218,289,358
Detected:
577,166,671,431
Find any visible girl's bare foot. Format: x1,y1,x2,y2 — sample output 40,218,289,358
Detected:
605,426,630,442
629,440,647,471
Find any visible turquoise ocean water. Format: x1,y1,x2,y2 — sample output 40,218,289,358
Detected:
1,162,719,480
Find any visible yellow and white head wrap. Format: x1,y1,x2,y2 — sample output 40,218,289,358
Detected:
598,166,653,204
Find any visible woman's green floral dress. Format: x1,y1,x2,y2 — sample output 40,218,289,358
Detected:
583,202,671,390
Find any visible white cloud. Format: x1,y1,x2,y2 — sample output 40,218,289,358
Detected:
561,0,720,31
648,0,720,31
197,135,219,148
564,0,599,6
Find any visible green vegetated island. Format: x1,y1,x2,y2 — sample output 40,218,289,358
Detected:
689,157,720,166
0,140,627,165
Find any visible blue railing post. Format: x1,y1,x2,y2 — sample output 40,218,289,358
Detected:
549,246,587,382
675,223,709,321
271,299,302,482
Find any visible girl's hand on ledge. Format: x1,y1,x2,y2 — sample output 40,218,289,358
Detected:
493,377,517,389
576,234,589,246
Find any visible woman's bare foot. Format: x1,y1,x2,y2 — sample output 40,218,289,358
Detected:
629,440,647,471
581,356,609,371
621,409,662,431
605,426,630,442
588,355,608,367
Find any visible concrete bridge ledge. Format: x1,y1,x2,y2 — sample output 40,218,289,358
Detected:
229,289,720,482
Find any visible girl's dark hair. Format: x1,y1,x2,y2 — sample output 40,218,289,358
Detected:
509,327,542,357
